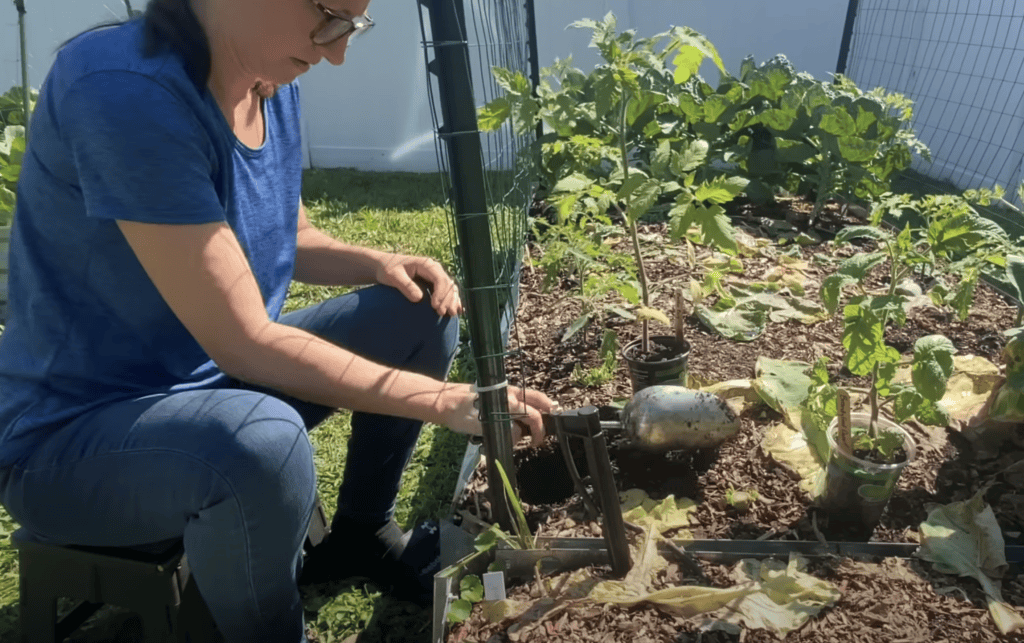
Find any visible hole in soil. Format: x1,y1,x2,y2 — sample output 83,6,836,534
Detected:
610,445,720,503
515,440,590,506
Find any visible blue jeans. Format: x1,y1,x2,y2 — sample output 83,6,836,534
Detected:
0,286,460,642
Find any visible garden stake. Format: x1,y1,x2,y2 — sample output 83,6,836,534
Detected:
546,407,631,577
674,287,686,347
837,388,853,454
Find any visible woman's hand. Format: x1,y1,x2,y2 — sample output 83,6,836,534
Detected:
440,383,558,447
375,253,463,317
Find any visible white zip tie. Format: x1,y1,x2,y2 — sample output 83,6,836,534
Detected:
471,380,509,394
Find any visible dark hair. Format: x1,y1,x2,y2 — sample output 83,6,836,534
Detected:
61,0,277,98
142,0,212,91
59,0,211,92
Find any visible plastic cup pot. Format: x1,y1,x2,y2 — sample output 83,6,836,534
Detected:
821,412,916,539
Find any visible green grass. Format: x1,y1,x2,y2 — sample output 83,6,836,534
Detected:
0,168,471,642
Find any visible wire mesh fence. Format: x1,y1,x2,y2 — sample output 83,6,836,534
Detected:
417,0,538,524
419,0,536,324
841,0,1024,236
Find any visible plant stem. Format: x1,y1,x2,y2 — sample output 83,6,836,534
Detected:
619,91,650,352
869,238,902,439
868,365,880,440
812,153,833,222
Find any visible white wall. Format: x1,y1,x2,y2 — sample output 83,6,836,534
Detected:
300,2,439,172
536,1,848,88
307,0,850,173
1,1,849,174
1,0,121,93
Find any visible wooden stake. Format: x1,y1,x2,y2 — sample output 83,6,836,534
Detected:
674,288,686,343
837,388,853,454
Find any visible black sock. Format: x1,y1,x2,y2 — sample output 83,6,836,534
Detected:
328,515,406,562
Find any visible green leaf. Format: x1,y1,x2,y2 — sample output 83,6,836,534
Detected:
492,67,531,94
739,55,757,82
0,185,14,225
854,105,878,134
915,397,951,426
616,281,641,305
672,46,704,84
694,176,748,205
758,108,796,131
1006,254,1024,301
593,68,618,120
704,95,731,123
7,135,25,167
810,356,831,386
674,139,709,174
692,204,738,255
835,251,886,279
837,136,878,163
627,178,663,223
0,126,25,156
949,269,978,321
842,303,896,376
460,575,484,603
561,311,593,343
474,526,500,552
553,173,594,194
668,26,726,78
448,599,473,623
754,357,814,412
696,302,769,341
835,225,889,244
875,361,898,396
821,273,854,315
819,109,857,136
912,335,956,401
478,96,511,131
616,173,647,202
0,164,19,183
651,139,673,177
494,460,533,549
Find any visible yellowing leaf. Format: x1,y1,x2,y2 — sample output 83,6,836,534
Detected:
917,489,1024,634
635,306,671,326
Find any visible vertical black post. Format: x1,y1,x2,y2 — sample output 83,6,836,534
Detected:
835,0,861,76
523,0,544,143
421,0,517,531
13,0,29,142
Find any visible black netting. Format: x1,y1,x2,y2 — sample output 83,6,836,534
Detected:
417,0,539,518
842,0,1024,234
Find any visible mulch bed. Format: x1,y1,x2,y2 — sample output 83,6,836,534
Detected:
450,198,1024,642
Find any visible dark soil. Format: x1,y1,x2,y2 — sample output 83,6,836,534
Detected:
451,197,1024,643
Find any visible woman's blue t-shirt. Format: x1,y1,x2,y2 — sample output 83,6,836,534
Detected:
0,19,302,466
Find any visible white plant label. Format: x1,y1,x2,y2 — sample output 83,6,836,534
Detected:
483,571,507,601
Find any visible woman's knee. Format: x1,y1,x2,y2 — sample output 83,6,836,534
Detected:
198,393,316,509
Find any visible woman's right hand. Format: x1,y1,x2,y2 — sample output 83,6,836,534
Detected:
441,383,558,447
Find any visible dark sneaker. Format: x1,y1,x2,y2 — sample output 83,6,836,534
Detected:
389,519,441,607
299,517,441,609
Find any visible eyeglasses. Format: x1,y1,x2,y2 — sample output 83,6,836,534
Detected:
310,3,374,46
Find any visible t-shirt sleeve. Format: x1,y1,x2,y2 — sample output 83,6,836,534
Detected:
61,71,227,224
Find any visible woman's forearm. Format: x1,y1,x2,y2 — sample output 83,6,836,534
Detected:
222,319,463,425
292,224,387,286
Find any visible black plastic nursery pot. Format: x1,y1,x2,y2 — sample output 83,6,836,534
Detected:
621,335,691,393
821,412,917,538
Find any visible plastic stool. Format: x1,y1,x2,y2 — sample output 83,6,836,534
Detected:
12,492,331,642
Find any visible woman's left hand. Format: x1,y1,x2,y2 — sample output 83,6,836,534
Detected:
375,254,463,317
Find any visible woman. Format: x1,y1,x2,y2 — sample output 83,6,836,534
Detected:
0,0,555,640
